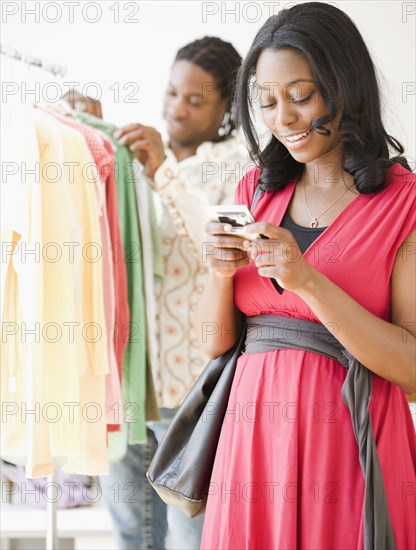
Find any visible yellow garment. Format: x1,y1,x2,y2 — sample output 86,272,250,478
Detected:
1,108,109,476
1,108,58,477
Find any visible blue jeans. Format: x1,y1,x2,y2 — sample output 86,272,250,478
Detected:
101,408,204,549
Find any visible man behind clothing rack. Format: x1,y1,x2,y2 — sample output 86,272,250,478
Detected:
100,36,249,549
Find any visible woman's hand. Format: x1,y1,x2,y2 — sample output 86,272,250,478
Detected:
203,222,250,278
244,222,313,292
113,123,167,177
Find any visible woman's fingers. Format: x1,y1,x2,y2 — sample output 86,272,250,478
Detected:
203,235,250,251
248,239,302,266
204,221,232,235
244,222,289,240
209,255,250,272
203,223,250,276
203,220,310,288
204,222,250,246
206,245,249,262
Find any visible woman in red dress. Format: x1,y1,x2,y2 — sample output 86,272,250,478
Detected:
196,3,416,549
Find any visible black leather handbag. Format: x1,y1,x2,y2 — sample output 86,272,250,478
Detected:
146,318,247,517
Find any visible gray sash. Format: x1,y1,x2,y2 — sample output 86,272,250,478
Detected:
245,315,396,550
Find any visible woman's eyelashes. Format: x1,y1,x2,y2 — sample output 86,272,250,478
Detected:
260,93,313,109
288,93,314,104
260,100,277,109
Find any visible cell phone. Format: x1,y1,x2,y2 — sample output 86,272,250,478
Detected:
206,204,261,241
206,204,285,295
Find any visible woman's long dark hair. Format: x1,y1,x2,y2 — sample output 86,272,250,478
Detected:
235,2,410,193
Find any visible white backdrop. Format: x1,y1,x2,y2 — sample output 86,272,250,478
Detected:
2,0,415,164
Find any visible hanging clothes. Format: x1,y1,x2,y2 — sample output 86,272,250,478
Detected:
133,160,164,421
35,105,127,432
74,111,157,447
1,107,110,476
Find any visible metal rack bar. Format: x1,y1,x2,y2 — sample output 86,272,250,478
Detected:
0,43,67,76
46,474,59,550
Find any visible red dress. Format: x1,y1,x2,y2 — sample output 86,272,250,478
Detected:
201,165,416,550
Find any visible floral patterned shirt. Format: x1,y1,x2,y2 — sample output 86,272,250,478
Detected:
148,136,251,408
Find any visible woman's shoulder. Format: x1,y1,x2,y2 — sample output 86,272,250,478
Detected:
379,164,416,218
378,163,416,238
387,163,416,191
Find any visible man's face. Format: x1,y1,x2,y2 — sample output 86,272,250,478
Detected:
163,60,227,149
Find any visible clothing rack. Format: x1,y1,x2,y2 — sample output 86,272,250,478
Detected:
0,43,67,76
46,475,58,550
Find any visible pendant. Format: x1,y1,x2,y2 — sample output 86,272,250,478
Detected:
310,219,318,228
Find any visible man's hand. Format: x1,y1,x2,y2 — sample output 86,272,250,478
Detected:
113,123,167,177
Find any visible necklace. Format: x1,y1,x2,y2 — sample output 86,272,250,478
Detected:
303,179,354,228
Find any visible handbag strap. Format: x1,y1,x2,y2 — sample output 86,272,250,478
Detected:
249,182,284,295
250,184,263,212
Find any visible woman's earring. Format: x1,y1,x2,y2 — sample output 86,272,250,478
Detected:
218,111,232,137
